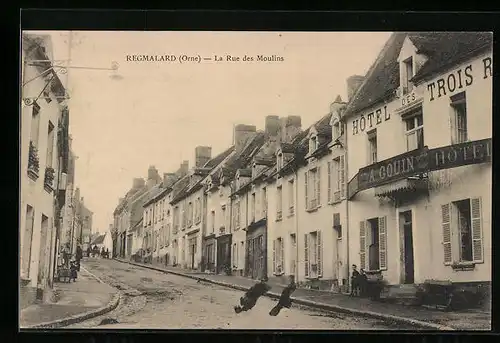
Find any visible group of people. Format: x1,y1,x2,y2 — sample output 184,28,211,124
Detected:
350,264,369,297
87,245,110,259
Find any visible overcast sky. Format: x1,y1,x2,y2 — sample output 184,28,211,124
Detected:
25,30,391,234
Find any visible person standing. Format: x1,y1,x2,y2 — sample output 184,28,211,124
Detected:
75,245,83,271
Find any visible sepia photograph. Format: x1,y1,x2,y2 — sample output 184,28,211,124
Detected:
19,30,492,331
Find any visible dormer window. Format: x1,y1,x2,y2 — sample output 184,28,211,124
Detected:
403,56,414,95
332,118,344,141
310,135,318,153
276,151,283,171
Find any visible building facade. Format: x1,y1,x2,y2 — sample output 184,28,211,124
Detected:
20,33,70,307
345,33,492,294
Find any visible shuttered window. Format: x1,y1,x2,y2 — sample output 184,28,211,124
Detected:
304,171,309,210
316,166,321,206
304,233,309,277
272,239,276,274
327,161,332,202
441,204,452,265
280,238,285,273
317,231,323,277
378,216,387,270
359,221,366,270
339,155,345,198
471,197,483,263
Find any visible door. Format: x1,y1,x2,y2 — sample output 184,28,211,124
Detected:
190,244,195,269
402,211,415,284
37,215,49,286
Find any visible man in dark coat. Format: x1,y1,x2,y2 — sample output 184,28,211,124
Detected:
269,275,297,316
234,277,272,314
350,264,361,297
75,246,83,271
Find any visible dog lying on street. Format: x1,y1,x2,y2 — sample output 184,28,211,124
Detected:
234,277,272,314
269,276,296,316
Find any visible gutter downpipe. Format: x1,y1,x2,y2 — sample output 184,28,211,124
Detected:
343,116,350,294
295,167,299,282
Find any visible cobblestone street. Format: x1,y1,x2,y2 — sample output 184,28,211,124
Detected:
68,259,417,330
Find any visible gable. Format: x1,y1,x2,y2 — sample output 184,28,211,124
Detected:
397,36,418,63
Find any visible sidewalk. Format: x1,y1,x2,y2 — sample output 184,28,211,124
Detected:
20,264,118,328
117,258,491,331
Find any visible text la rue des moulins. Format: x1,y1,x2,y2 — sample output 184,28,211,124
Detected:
125,54,284,63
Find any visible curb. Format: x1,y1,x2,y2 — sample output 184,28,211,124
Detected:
115,259,455,331
26,266,121,329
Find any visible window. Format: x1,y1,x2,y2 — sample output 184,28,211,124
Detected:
232,243,237,267
367,130,378,164
277,152,283,171
403,57,414,94
181,202,187,229
262,187,267,216
288,179,294,215
442,198,483,265
272,237,285,275
404,109,424,151
194,197,201,224
46,121,55,168
333,213,342,239
328,156,345,203
221,206,226,231
305,167,321,210
211,210,215,233
451,92,468,144
310,136,318,153
234,201,241,229
276,186,283,220
304,231,322,278
30,102,41,147
173,206,180,233
250,193,256,222
187,202,193,227
332,120,343,140
359,217,387,271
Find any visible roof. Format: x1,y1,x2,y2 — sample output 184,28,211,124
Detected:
237,168,252,178
129,217,143,233
142,184,165,208
91,234,106,245
170,175,192,204
346,32,492,115
346,32,407,115
224,132,267,173
204,146,235,168
409,32,492,82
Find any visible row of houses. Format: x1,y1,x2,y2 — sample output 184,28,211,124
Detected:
112,32,492,297
20,33,73,308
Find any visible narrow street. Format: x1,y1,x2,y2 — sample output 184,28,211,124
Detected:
68,258,418,330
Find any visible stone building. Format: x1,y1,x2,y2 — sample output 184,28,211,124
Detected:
20,33,70,307
344,32,492,299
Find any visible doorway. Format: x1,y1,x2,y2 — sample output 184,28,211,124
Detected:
400,210,415,284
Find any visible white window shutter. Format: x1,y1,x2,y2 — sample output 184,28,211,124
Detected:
272,239,276,274
359,221,366,270
340,155,345,198
304,234,309,277
441,203,452,265
317,231,323,277
316,167,321,205
378,216,387,270
471,197,483,263
327,162,332,202
304,171,309,210
256,191,260,219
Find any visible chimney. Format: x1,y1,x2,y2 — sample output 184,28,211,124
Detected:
195,146,212,168
147,166,160,188
330,95,346,115
177,160,189,178
234,124,257,152
281,116,302,143
265,115,280,137
132,178,145,190
163,172,178,187
346,75,365,101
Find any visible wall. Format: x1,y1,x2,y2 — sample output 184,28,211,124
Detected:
20,48,61,290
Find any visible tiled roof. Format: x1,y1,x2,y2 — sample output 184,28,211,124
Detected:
129,217,143,233
237,168,252,178
346,32,407,115
225,132,267,171
170,175,191,204
141,184,164,208
203,146,235,168
347,32,492,115
410,32,492,82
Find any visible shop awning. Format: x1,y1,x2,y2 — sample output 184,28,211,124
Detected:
374,178,428,197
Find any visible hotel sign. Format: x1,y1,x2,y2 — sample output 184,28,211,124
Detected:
350,138,492,197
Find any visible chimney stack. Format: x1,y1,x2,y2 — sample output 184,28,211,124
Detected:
195,146,212,168
132,178,145,190
177,160,189,178
346,75,365,101
265,115,281,137
147,166,160,188
163,172,178,187
281,116,302,143
233,124,257,152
